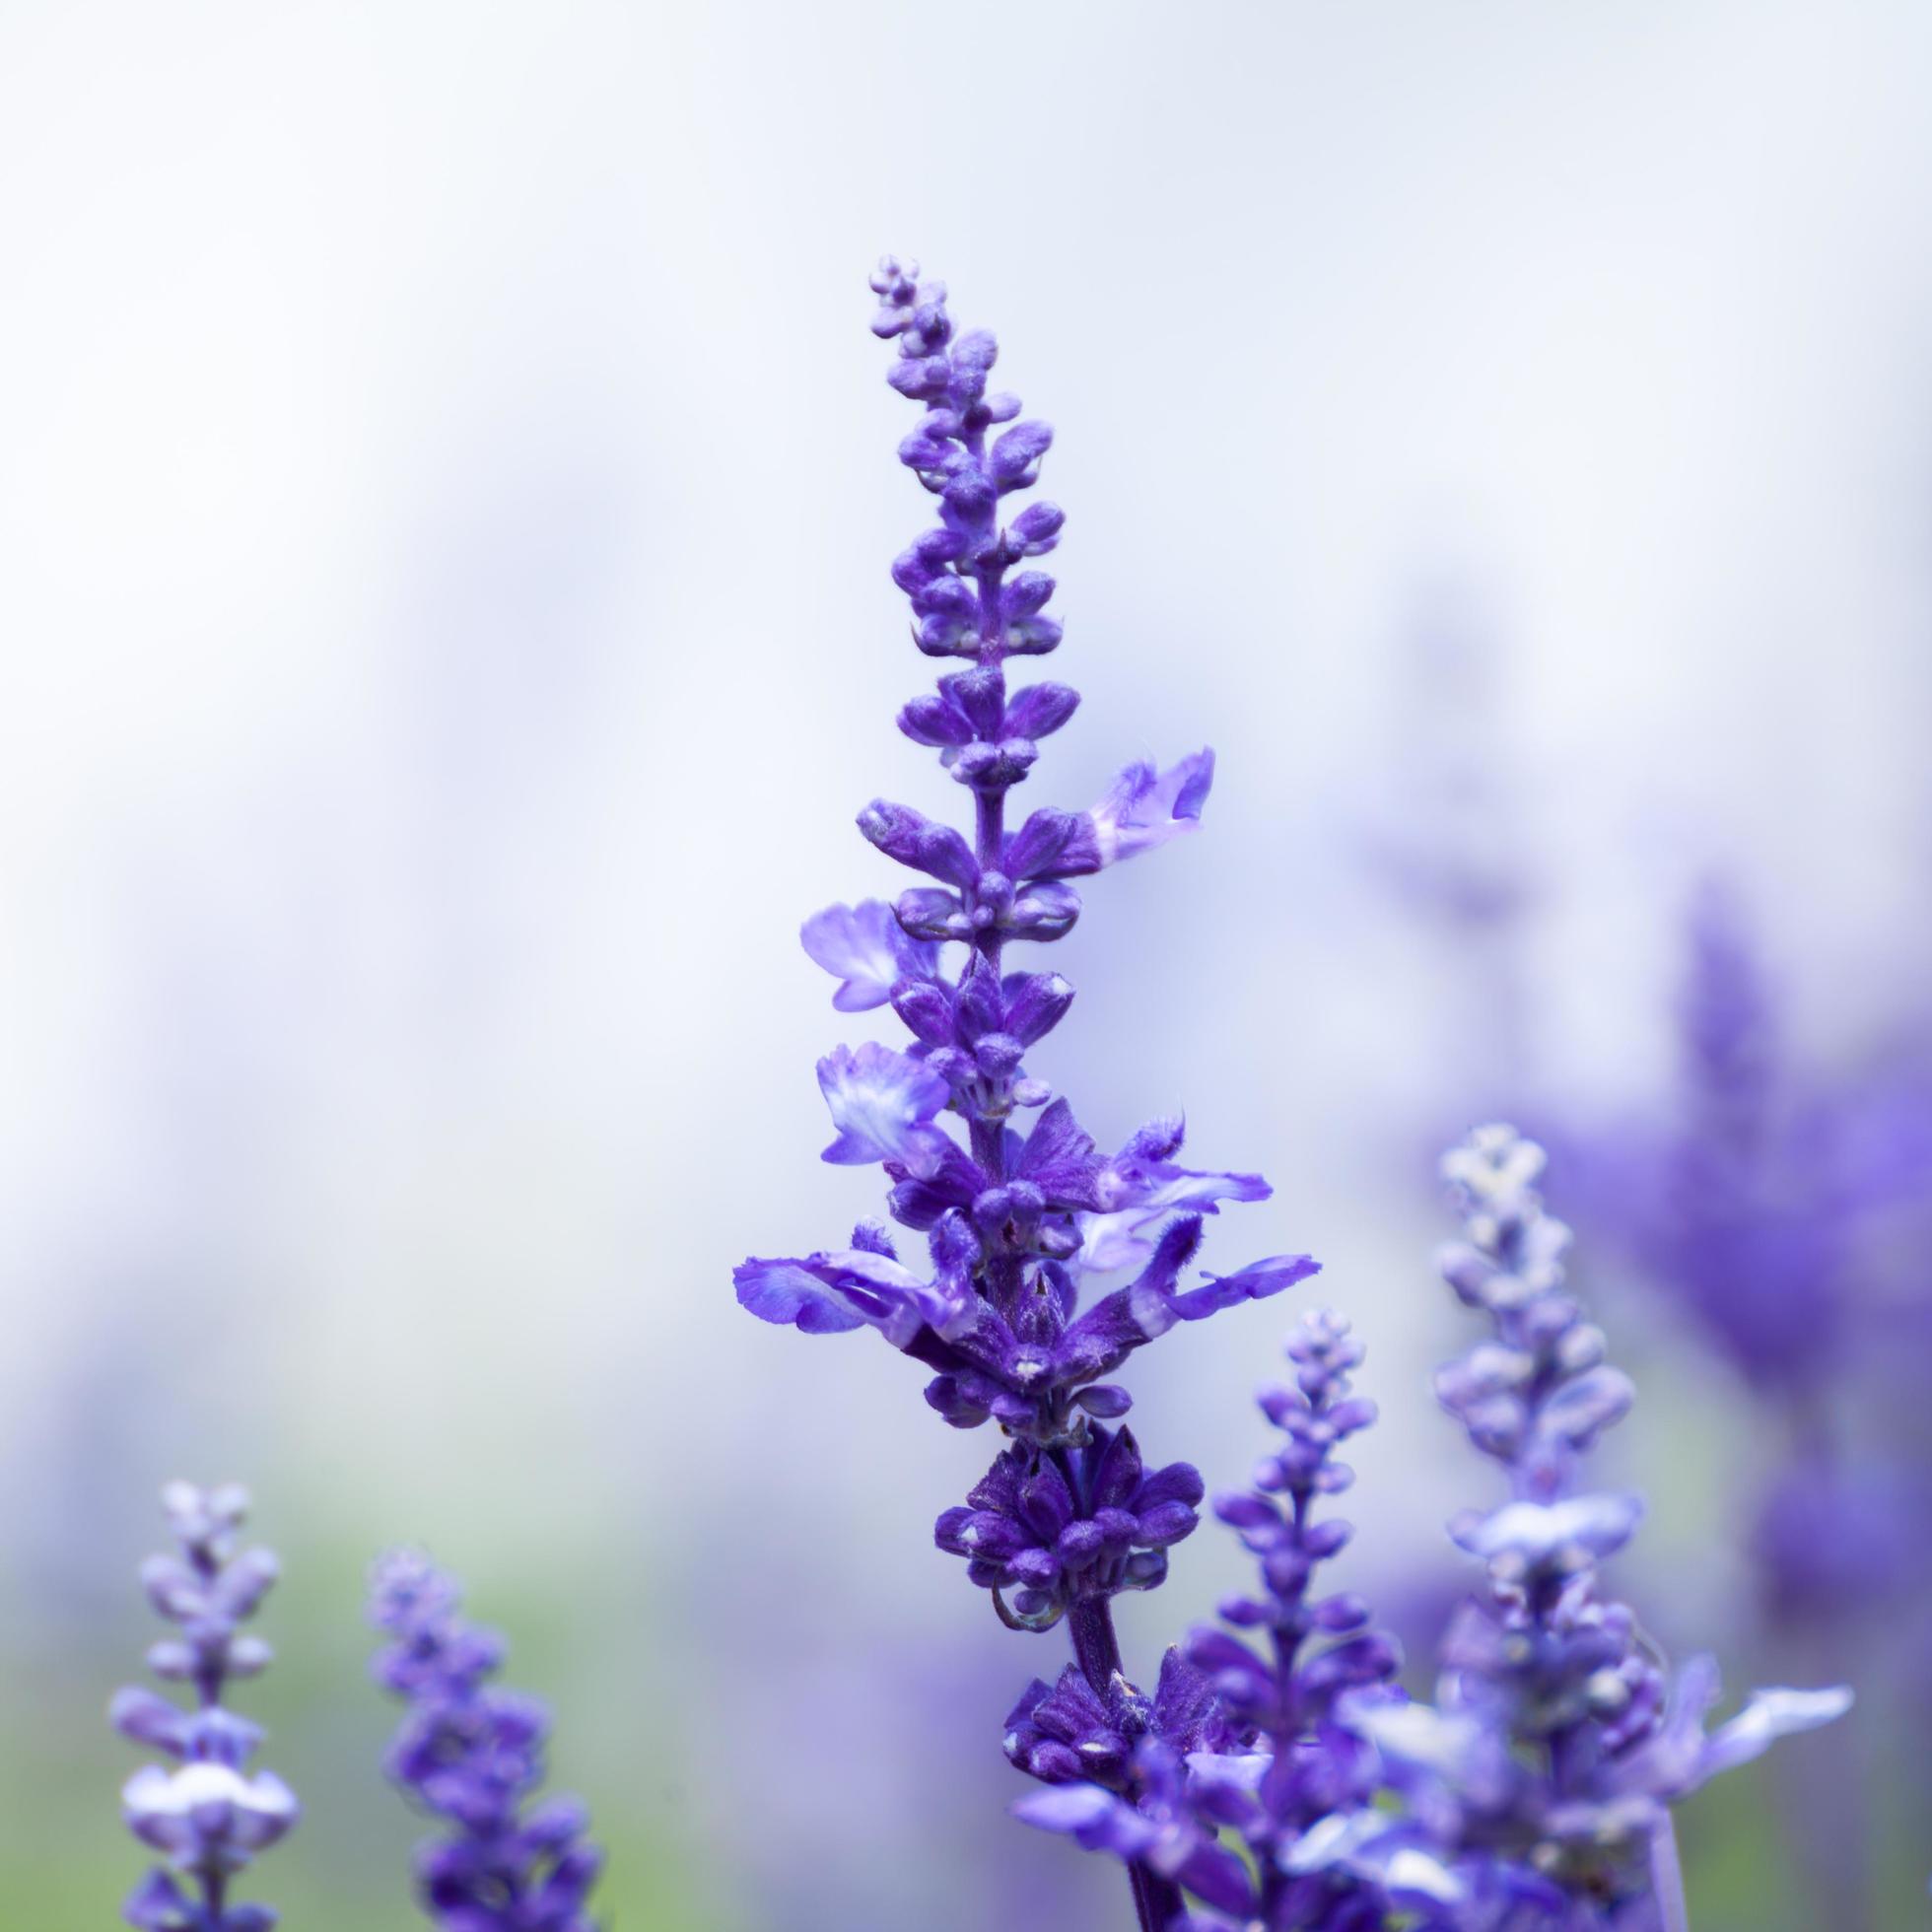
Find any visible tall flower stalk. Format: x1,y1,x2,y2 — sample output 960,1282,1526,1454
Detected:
1352,1127,1851,1926
111,1483,297,1932
735,258,1313,1929
1546,885,1932,1916
368,1550,604,1930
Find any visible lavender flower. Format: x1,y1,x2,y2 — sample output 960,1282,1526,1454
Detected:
1349,1126,1852,1925
111,1483,297,1932
1012,1134,1852,1929
1015,1311,1420,1928
1542,888,1932,1918
369,1551,603,1931
1577,887,1932,1602
733,257,1311,1930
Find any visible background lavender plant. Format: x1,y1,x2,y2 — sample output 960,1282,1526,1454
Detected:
1004,1131,1849,1929
1563,884,1932,1628
369,1551,604,1931
1354,1127,1851,1927
1533,886,1932,1917
111,1483,297,1932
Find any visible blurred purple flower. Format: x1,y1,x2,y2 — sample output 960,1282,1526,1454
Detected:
1388,1126,1850,1924
369,1550,603,1931
1016,1310,1417,1928
111,1483,297,1932
1554,882,1932,1654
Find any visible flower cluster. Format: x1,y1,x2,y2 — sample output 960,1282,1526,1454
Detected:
369,1551,603,1931
111,1483,298,1932
1348,1127,1852,1924
1016,1311,1416,1928
936,1424,1206,1628
733,258,1313,1929
1558,885,1932,1632
731,267,1854,1931
1004,1133,1852,1929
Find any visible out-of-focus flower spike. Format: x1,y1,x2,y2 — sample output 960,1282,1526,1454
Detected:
112,1484,296,1932
368,1550,604,1930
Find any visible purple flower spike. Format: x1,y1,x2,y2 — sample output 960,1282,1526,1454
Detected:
368,1550,604,1931
1391,1125,1853,1920
1027,1309,1408,1929
112,1484,297,1932
730,260,1305,1932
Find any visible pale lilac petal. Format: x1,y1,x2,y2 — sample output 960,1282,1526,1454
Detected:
1093,1157,1270,1219
1168,1254,1319,1321
1342,1695,1491,1786
1699,1684,1853,1779
1011,1783,1157,1860
1077,1163,1271,1275
733,1249,935,1344
732,1258,869,1335
800,900,936,1012
817,1042,951,1173
1089,749,1213,865
1450,1491,1643,1567
1076,1208,1157,1274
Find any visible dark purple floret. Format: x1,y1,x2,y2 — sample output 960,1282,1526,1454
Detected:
1003,1647,1236,1790
935,1425,1205,1630
368,1551,603,1931
111,1484,297,1932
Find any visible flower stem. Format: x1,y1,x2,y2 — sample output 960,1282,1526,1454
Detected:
1128,1862,1179,1931
1648,1815,1689,1932
1068,1597,1182,1931
1067,1595,1123,1690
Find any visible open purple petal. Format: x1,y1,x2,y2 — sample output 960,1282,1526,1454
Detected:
733,1247,935,1344
817,1042,951,1173
1698,1683,1852,1780
1088,749,1214,866
800,900,936,1012
1167,1253,1320,1321
1011,1783,1157,1861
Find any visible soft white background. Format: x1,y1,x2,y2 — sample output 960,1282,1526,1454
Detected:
2,4,1927,1925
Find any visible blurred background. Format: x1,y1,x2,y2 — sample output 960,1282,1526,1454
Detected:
2,2,1929,1925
